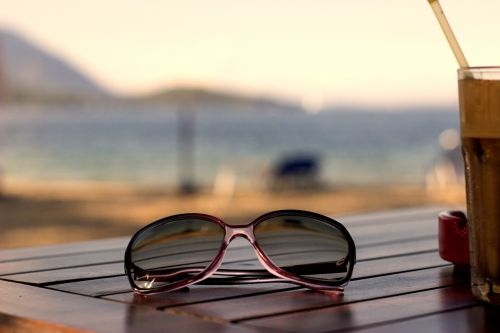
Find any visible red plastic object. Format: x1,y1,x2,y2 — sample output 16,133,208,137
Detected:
438,210,470,268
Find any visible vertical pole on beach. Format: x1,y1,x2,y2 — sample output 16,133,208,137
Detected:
0,34,4,198
177,104,197,194
0,33,5,106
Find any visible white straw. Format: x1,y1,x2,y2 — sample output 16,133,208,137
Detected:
428,0,469,68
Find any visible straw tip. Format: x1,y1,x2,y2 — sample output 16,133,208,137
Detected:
427,0,437,3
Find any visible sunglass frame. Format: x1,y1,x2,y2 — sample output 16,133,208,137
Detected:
124,209,356,295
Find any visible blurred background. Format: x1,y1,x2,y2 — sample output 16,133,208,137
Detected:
1,0,498,248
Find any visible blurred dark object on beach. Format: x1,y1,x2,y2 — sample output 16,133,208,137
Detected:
270,153,322,192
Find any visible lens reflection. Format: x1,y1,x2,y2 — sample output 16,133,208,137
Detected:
254,215,350,282
130,217,224,290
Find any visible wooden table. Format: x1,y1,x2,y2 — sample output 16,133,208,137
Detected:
1,207,498,332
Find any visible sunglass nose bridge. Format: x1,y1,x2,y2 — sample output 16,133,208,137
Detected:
224,225,254,243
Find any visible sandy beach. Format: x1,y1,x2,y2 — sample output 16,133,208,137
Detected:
0,178,466,249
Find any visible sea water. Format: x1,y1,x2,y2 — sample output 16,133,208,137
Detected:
0,104,459,188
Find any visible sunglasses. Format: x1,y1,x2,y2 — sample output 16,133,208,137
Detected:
124,210,356,294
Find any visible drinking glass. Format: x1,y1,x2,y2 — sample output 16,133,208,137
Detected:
458,67,500,304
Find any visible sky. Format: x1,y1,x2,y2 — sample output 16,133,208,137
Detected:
1,0,499,109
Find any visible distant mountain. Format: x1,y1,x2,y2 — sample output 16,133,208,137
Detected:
138,87,301,112
0,28,300,110
0,29,108,102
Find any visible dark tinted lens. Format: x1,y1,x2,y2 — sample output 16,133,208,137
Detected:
254,214,351,282
130,217,224,290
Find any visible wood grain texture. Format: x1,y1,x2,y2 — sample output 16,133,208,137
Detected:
0,280,262,333
49,275,132,297
47,234,438,297
0,208,439,280
105,283,297,309
2,262,125,285
0,312,87,333
48,244,449,305
354,305,500,333
0,249,124,276
0,238,128,263
338,207,448,226
97,251,448,308
170,266,464,321
356,236,436,260
0,206,441,263
242,286,478,333
1,207,487,333
3,246,442,287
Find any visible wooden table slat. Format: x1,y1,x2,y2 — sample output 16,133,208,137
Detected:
39,244,445,295
241,285,478,333
2,217,441,284
353,305,500,333
0,206,442,264
98,252,448,307
0,249,124,276
46,235,438,297
348,217,436,246
166,266,464,321
0,280,260,333
338,206,448,226
0,237,129,263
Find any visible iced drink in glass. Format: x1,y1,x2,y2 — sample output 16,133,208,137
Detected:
459,67,500,304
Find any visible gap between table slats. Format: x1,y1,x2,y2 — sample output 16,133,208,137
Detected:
161,265,466,321
240,285,477,333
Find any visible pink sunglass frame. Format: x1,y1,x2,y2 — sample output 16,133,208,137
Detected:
124,209,356,295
